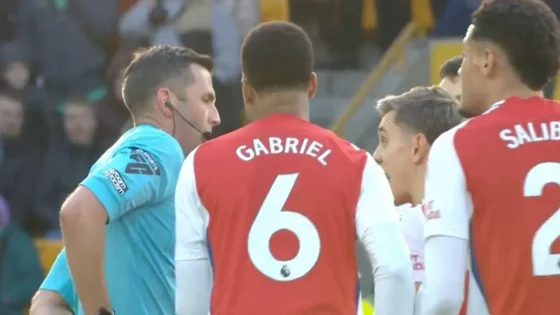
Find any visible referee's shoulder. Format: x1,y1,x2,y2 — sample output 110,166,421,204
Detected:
127,127,183,163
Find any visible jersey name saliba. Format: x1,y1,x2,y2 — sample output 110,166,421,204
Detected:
236,137,332,166
499,121,560,149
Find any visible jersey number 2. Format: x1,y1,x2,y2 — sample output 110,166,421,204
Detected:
247,173,321,281
524,162,560,277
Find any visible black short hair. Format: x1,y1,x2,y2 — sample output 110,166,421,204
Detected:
241,21,313,92
376,86,462,145
439,56,463,80
471,0,560,90
122,45,213,115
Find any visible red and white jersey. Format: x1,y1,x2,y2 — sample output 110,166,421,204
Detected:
399,204,487,315
424,96,560,315
175,114,412,315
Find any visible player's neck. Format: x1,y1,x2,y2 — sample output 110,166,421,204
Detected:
410,167,426,206
484,81,541,112
253,93,310,121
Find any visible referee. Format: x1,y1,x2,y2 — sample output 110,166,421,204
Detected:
30,46,220,315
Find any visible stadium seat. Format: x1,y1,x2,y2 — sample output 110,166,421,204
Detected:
34,239,63,275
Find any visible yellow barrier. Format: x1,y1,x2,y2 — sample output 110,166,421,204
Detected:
259,0,290,22
329,23,418,136
411,0,434,36
428,39,463,85
35,239,63,275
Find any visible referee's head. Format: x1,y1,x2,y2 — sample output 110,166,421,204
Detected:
121,46,220,152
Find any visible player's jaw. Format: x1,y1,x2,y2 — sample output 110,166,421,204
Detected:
373,145,414,207
460,25,501,117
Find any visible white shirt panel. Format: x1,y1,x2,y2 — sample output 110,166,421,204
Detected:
175,146,210,261
175,147,213,315
423,125,472,241
175,260,212,315
466,268,489,315
397,204,426,283
356,155,415,315
420,236,468,315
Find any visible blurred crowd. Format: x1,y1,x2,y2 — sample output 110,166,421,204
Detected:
2,0,556,314
0,0,262,241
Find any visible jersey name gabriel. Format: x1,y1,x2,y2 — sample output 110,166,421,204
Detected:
235,136,332,166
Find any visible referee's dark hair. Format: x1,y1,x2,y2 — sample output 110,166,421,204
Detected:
376,86,462,145
439,56,463,80
241,21,313,93
121,45,213,116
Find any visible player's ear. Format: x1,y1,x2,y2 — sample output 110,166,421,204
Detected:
307,72,317,99
479,46,496,77
410,133,429,165
241,78,255,106
156,88,173,118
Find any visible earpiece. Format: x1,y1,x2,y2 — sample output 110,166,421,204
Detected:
165,100,172,108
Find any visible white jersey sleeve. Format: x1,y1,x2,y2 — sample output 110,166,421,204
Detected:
175,146,210,261
175,147,212,315
397,204,425,283
420,126,472,315
356,155,415,315
423,126,472,241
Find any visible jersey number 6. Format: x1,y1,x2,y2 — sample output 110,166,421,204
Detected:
247,173,321,281
524,162,560,277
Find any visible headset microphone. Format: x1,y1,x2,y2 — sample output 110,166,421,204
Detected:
165,101,212,141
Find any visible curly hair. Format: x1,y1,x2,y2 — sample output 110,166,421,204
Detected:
471,0,560,90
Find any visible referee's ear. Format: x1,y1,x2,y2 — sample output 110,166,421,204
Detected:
308,72,317,99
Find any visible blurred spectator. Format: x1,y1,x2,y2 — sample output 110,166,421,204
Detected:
0,195,43,315
0,0,19,63
98,45,139,139
376,0,410,51
0,89,42,229
431,0,477,37
13,0,117,111
290,0,362,69
119,0,186,46
34,97,101,237
2,62,29,91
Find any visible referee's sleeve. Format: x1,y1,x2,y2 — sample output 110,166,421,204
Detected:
81,146,175,222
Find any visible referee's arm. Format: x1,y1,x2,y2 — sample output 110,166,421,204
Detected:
30,291,73,315
60,147,169,314
60,186,111,315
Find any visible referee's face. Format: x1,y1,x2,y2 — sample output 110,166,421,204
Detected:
174,64,220,150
